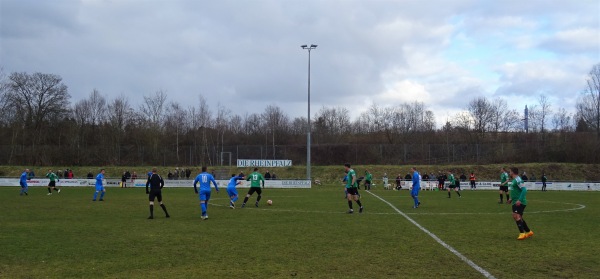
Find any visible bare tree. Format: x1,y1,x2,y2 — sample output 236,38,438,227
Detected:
552,107,574,132
87,89,107,125
467,97,495,134
537,94,552,134
5,72,70,143
576,63,600,137
107,95,131,132
140,90,167,127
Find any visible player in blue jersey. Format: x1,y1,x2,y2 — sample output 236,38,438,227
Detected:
227,174,245,209
93,169,106,201
19,169,30,196
411,167,421,208
193,166,219,219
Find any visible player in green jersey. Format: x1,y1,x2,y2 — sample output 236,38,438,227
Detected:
446,170,461,198
46,169,61,195
508,167,534,240
242,168,265,208
498,167,510,204
364,170,373,190
344,163,364,213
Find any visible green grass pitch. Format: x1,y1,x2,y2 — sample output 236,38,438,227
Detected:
1,186,599,278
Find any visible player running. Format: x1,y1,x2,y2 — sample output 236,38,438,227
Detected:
227,174,245,209
446,170,462,198
19,169,30,196
193,166,219,220
241,168,265,208
93,169,106,201
499,167,510,204
146,167,170,219
46,169,61,195
411,167,421,208
508,167,534,240
344,163,364,213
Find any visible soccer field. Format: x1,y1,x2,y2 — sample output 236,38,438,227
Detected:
1,186,599,278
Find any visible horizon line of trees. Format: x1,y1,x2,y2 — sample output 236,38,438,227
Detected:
0,64,599,166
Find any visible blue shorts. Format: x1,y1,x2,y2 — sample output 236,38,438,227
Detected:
199,190,211,201
227,187,238,197
411,187,420,196
95,185,105,191
20,182,27,188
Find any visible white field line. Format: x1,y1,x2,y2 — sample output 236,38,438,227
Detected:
366,190,497,279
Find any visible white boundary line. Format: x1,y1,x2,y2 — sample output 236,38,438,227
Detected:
366,190,497,279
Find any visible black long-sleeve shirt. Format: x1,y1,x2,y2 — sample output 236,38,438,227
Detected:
146,173,164,192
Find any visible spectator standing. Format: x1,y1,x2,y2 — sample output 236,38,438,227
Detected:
168,171,173,180
64,169,69,179
121,172,127,188
264,170,272,180
521,172,529,182
530,173,536,182
460,173,467,182
395,174,402,190
132,171,138,183
186,168,191,179
469,172,476,190
87,171,93,179
404,173,411,181
58,170,63,179
271,173,277,180
29,169,35,179
437,172,446,190
541,173,548,191
68,169,74,179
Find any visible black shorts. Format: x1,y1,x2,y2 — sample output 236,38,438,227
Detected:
499,186,509,192
512,204,526,215
346,187,359,195
149,190,163,202
48,181,56,187
448,184,457,189
247,187,262,196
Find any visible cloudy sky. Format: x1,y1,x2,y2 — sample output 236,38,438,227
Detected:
1,0,598,126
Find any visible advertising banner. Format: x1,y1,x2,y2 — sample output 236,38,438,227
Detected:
236,159,292,168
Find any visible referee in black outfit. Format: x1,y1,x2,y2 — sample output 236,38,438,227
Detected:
146,167,170,219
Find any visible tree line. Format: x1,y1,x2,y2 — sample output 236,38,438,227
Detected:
0,64,599,166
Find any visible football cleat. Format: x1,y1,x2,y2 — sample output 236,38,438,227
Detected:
359,207,364,213
347,209,354,214
58,189,61,193
147,216,154,219
47,193,52,195
526,231,534,238
517,233,527,240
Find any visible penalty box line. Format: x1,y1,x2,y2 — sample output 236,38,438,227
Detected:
366,191,496,279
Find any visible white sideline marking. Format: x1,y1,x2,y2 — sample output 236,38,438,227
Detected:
366,190,497,279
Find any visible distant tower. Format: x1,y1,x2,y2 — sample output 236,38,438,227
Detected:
524,105,529,133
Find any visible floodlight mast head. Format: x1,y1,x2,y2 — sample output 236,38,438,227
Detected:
310,44,318,48
300,44,308,48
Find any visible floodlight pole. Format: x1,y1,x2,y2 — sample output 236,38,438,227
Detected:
301,44,317,180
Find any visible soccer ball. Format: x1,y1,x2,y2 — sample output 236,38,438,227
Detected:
267,199,273,206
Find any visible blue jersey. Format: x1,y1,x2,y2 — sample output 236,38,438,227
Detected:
194,172,218,192
147,171,152,178
412,171,420,189
20,172,28,184
96,173,104,187
227,176,243,189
